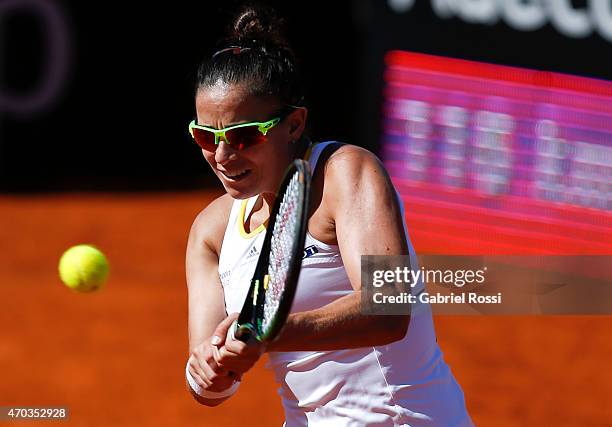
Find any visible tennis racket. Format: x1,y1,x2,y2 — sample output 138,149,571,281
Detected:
233,159,311,344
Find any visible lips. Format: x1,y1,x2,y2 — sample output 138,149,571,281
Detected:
219,169,251,181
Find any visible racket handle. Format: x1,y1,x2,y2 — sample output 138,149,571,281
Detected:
234,323,256,343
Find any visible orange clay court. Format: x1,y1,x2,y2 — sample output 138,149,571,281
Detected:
1,191,610,426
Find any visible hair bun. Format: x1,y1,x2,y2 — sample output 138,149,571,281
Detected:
231,5,286,46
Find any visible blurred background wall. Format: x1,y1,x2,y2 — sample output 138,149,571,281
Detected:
0,0,361,191
2,0,610,192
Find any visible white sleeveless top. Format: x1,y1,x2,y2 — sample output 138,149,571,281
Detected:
218,142,473,427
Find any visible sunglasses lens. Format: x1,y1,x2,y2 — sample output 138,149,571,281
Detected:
192,128,217,151
226,126,267,151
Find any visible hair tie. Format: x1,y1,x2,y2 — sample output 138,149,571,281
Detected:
212,46,252,59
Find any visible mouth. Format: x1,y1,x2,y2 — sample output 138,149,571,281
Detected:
219,169,252,182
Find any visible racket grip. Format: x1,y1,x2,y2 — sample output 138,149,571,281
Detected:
234,323,255,343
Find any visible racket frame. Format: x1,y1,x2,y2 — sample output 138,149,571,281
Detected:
235,159,311,343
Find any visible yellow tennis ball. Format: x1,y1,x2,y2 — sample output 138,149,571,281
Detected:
58,244,109,292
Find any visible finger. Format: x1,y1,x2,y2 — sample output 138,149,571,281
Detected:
198,358,226,387
211,343,226,369
214,346,243,371
223,338,249,355
211,313,240,346
217,344,253,365
189,355,207,381
188,364,207,388
192,359,213,388
194,349,214,371
194,350,226,382
207,349,228,375
218,337,264,362
224,337,266,359
216,348,260,374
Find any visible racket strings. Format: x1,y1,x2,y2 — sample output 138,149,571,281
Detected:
262,172,301,332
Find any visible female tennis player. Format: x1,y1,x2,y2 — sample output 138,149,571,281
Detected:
185,6,473,426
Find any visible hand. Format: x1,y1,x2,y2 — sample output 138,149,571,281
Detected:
189,336,237,392
211,313,266,377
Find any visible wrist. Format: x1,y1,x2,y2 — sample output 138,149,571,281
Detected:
185,360,240,399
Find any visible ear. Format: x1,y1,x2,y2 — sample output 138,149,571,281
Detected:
287,107,308,141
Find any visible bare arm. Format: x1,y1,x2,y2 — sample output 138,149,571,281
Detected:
185,194,236,406
267,146,410,351
186,198,228,352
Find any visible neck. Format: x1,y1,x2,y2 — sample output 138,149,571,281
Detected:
257,138,311,212
293,136,311,160
260,192,276,211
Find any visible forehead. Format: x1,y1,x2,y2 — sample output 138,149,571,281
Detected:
195,81,280,125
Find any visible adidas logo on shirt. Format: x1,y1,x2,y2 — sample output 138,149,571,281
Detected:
246,246,259,260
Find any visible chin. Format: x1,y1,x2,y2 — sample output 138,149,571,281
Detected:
225,188,252,200
222,182,259,200
214,170,254,199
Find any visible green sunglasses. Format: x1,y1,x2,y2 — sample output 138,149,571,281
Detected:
188,117,282,152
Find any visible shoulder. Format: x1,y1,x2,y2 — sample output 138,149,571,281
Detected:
327,142,381,164
320,144,392,194
188,193,235,255
192,193,234,229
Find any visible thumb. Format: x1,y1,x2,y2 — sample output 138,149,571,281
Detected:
210,313,239,346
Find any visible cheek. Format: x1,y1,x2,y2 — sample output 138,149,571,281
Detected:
257,138,293,183
265,134,291,160
202,150,217,167
254,139,289,171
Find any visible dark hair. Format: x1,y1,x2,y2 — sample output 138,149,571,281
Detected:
195,5,304,107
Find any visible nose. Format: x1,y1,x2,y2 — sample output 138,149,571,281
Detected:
214,138,238,165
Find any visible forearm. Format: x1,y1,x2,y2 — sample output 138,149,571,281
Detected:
267,291,409,352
